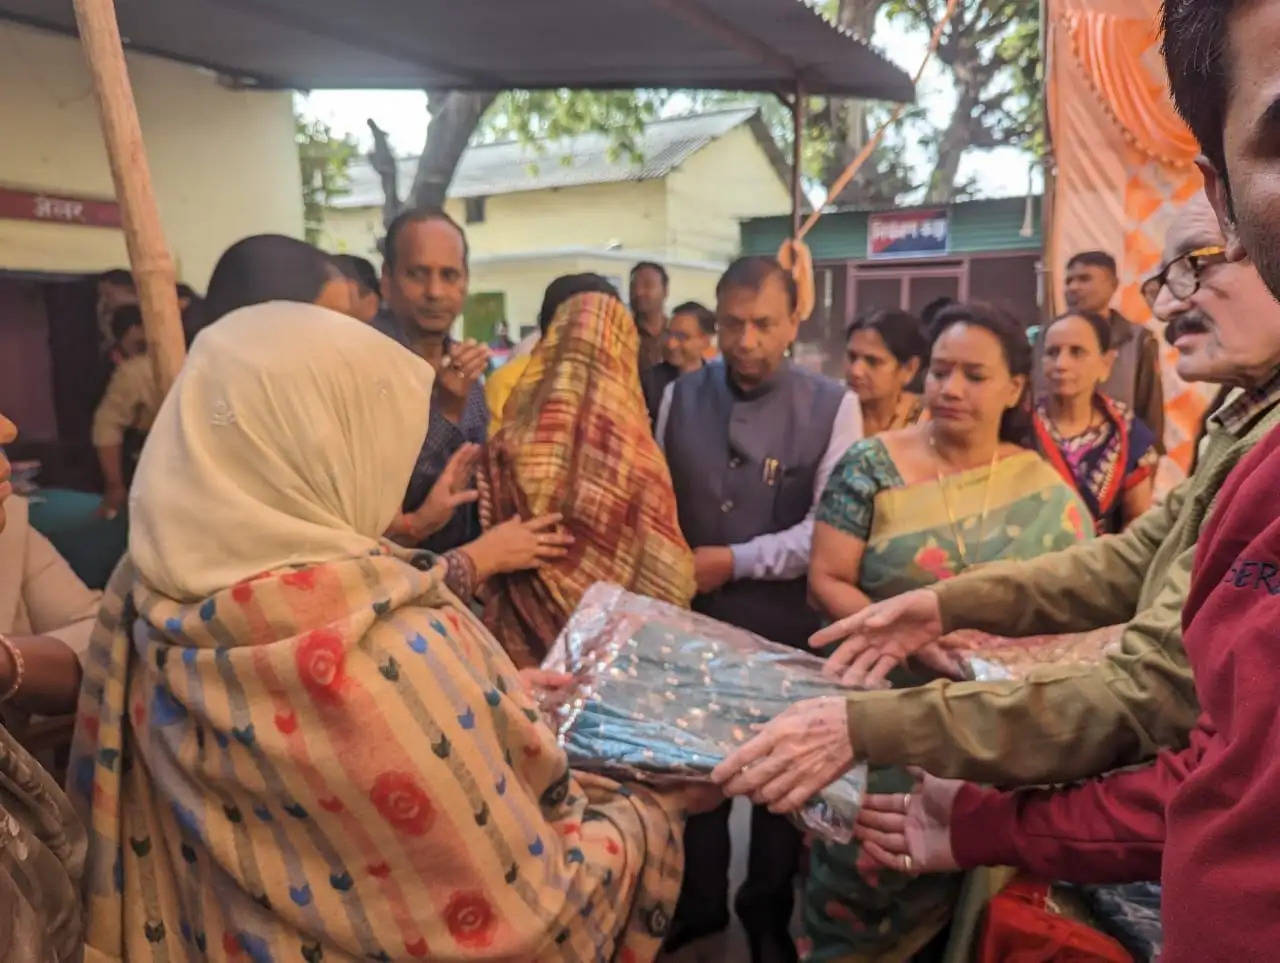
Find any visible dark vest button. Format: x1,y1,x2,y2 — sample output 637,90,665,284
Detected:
728,456,744,469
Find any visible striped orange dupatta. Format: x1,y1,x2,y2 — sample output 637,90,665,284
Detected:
479,293,695,666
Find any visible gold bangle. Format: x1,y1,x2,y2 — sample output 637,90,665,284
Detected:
0,633,24,705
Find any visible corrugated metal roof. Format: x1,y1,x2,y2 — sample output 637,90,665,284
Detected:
336,106,772,208
741,196,1043,259
1,0,912,99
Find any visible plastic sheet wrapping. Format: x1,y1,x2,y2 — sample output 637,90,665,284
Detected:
542,583,868,844
945,626,1125,682
1075,883,1164,962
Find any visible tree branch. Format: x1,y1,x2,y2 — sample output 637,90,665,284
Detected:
366,118,401,229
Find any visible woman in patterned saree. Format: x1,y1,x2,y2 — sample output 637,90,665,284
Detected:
804,304,1092,961
1034,310,1158,534
70,300,701,962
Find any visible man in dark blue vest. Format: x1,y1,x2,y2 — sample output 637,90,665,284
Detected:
656,256,862,961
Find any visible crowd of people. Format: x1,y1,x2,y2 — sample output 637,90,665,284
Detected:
1,1,1278,959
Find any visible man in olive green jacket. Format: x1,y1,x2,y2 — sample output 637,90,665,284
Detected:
714,195,1280,806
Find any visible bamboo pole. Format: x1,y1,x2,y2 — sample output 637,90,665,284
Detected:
72,0,185,394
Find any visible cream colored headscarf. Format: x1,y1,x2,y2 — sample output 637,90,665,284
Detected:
128,300,433,601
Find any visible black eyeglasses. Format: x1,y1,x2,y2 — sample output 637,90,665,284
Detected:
1142,246,1228,306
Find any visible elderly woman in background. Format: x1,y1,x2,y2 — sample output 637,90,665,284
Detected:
1034,310,1158,533
480,289,696,666
844,308,929,436
71,285,703,961
0,413,88,962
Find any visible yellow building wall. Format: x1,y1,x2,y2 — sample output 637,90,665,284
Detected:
469,255,720,336
0,21,302,286
664,124,792,264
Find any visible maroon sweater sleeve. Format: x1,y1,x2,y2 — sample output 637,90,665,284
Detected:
949,723,1210,883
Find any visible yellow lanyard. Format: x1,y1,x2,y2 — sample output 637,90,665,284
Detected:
931,440,999,571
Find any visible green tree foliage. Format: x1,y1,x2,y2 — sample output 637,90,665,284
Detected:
296,113,357,245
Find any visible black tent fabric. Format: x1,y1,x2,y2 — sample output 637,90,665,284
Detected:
2,0,912,100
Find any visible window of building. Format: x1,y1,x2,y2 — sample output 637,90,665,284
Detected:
465,196,487,224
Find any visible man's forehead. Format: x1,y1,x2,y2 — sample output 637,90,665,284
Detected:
1163,202,1224,261
396,220,465,264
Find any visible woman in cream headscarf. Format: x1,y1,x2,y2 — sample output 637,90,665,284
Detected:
70,248,696,962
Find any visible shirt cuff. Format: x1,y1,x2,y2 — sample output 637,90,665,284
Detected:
730,543,757,581
950,783,1023,869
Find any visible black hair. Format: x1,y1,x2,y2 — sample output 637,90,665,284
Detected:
331,253,380,296
382,208,469,272
97,268,134,289
929,302,1034,446
716,256,799,313
110,304,143,341
671,300,716,336
630,261,669,287
538,273,622,334
203,234,342,325
1066,250,1118,275
1161,0,1237,181
846,308,928,367
1046,310,1113,353
176,282,199,301
920,296,958,333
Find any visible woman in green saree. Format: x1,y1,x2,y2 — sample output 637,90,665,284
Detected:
805,304,1092,961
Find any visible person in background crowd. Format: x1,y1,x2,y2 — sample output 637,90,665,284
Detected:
803,305,1091,960
712,190,1280,854
630,260,670,372
843,307,929,436
330,252,382,324
93,306,163,519
1034,310,1158,533
71,299,708,963
485,273,620,437
920,295,958,337
377,209,489,553
202,233,559,585
176,282,208,346
641,300,715,423
0,412,87,963
481,290,695,666
656,256,862,963
489,318,515,351
94,268,135,350
1032,251,1166,451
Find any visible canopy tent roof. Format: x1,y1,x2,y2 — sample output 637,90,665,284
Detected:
0,0,913,101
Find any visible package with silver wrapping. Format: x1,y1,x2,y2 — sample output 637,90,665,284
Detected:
541,583,868,844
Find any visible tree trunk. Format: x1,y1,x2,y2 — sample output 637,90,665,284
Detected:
826,0,887,205
925,67,981,203
367,119,401,229
409,90,497,210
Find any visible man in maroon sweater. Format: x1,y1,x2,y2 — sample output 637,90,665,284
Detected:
853,424,1280,962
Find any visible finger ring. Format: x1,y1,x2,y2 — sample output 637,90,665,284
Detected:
902,854,913,873
902,793,912,812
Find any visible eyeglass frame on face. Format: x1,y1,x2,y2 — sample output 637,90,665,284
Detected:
1142,246,1229,307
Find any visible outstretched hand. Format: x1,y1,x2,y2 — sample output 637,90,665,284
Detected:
810,589,946,688
854,771,964,877
388,443,480,544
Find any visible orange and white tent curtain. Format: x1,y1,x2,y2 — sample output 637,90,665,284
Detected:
1047,0,1213,481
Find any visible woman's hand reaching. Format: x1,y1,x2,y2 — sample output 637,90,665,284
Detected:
462,513,575,582
854,771,964,877
387,443,480,544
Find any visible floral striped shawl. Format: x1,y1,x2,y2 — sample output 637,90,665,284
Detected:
480,293,695,666
71,549,684,962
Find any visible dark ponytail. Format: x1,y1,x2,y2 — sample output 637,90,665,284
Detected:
929,302,1035,447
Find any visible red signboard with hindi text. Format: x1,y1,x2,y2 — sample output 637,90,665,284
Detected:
868,208,949,259
0,186,122,229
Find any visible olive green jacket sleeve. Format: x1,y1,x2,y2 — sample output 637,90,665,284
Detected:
845,485,1197,786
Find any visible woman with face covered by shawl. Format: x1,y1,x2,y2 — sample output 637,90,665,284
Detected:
70,262,701,961
479,290,696,666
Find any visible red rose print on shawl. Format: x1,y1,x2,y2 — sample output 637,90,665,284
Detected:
370,771,436,836
445,891,497,949
913,544,955,581
296,629,345,703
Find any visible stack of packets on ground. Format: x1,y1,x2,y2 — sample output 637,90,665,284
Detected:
945,625,1125,681
541,583,869,844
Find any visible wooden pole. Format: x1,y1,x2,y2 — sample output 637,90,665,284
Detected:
72,0,185,393
790,81,805,238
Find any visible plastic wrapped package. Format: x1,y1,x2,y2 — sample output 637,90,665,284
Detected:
1075,883,1163,962
541,582,869,844
944,625,1125,681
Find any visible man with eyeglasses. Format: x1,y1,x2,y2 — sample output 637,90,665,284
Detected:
713,189,1280,814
